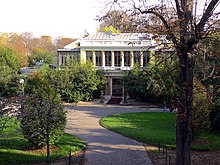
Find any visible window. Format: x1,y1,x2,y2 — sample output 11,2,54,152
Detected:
143,51,150,66
95,51,102,66
61,56,64,65
133,51,140,64
105,51,112,66
86,51,93,62
114,51,121,67
124,51,130,66
73,51,80,62
68,51,80,62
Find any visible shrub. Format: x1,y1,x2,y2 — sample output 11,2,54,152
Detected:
56,61,104,102
210,87,220,132
192,79,211,139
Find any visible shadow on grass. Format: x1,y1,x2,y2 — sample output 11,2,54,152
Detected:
0,150,46,164
0,131,85,164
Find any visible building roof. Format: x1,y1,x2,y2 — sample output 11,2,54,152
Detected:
58,32,170,51
82,32,153,41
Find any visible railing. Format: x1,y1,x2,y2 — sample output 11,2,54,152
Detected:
95,66,133,71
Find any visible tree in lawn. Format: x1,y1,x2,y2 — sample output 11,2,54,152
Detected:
21,72,66,164
103,1,219,164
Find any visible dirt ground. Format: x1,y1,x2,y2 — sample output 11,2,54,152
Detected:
146,144,220,165
26,145,220,165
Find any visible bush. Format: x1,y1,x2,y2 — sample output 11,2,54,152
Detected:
210,87,220,132
56,61,105,102
0,47,21,97
192,79,211,139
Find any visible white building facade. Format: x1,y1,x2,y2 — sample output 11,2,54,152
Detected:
57,32,168,99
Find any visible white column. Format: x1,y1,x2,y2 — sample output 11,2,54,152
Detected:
102,51,105,67
140,51,143,67
110,78,113,96
121,51,124,68
130,51,134,67
59,54,62,66
92,51,96,67
111,51,115,67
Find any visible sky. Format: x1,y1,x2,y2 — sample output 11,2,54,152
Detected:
0,0,105,38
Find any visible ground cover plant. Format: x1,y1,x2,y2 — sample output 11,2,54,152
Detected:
0,119,85,164
100,112,220,151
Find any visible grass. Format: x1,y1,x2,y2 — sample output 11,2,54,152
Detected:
0,119,85,164
100,112,220,151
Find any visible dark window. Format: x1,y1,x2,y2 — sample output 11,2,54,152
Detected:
143,51,150,66
86,51,93,62
124,51,130,66
105,51,112,66
114,51,121,67
73,51,80,62
133,51,140,64
95,51,102,66
61,56,64,65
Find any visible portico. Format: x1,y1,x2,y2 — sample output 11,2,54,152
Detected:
57,32,168,98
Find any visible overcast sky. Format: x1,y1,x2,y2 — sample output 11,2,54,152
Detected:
0,0,104,38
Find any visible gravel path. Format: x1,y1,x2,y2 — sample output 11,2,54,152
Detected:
65,103,162,165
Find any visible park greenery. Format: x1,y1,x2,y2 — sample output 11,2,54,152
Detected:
101,1,219,163
0,1,219,163
21,71,67,163
100,112,220,151
0,47,22,97
124,52,179,103
55,60,106,103
0,118,85,164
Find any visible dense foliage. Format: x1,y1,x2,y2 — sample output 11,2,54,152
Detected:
193,34,220,133
192,79,211,139
28,48,54,66
0,47,21,97
55,60,105,102
21,72,66,149
124,52,179,103
209,55,220,132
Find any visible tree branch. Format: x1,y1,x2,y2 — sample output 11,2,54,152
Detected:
196,0,220,38
174,0,183,18
135,6,178,45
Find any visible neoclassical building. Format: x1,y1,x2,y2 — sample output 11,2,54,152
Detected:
57,32,168,99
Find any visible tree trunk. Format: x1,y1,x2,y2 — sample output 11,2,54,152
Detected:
46,127,50,165
176,51,193,165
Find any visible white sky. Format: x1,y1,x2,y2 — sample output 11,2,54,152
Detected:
0,0,105,38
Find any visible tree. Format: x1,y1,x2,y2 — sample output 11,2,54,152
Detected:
56,60,103,103
38,35,55,53
101,25,120,33
21,72,66,164
123,53,179,103
98,10,134,32
103,1,220,164
28,48,54,66
0,47,21,97
7,33,28,67
54,36,76,49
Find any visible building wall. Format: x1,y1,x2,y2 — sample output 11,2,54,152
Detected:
57,32,172,98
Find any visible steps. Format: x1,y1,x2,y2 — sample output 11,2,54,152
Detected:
106,98,123,104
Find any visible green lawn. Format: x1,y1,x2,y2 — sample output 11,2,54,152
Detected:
100,112,220,151
0,119,85,164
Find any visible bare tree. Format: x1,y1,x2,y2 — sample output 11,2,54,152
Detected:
101,0,220,164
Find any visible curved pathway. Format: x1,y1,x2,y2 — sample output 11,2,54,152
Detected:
65,103,161,165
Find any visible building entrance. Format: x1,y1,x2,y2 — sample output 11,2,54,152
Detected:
112,79,123,96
